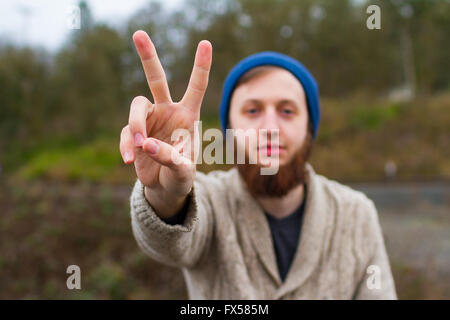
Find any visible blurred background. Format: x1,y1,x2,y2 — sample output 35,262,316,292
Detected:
0,0,449,299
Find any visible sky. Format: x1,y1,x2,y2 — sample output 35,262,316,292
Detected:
0,0,182,51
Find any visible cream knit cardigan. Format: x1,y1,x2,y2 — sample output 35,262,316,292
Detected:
130,163,397,299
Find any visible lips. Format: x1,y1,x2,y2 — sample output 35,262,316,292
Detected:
258,145,285,156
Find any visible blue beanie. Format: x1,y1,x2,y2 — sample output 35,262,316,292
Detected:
219,51,320,139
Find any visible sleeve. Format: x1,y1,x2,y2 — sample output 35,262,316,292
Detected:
160,200,189,225
129,178,214,269
353,199,398,300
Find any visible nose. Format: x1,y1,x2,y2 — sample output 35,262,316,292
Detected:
260,106,280,135
258,106,280,146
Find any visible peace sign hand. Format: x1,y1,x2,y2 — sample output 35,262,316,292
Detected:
119,30,212,218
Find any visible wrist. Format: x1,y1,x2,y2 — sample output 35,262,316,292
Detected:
144,185,188,219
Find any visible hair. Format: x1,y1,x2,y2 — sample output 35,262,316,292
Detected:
235,65,279,88
232,65,314,136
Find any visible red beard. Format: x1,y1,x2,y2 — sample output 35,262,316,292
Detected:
236,130,313,198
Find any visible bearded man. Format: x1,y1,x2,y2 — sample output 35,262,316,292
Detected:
120,30,397,299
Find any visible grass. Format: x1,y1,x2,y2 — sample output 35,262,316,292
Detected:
310,93,450,181
16,136,122,182
350,101,402,131
0,179,186,299
0,178,448,299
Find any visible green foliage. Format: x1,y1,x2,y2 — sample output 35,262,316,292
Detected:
17,137,121,182
0,0,449,181
7,93,448,182
351,102,402,130
86,262,127,299
0,46,50,143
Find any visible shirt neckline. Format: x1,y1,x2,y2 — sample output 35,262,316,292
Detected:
264,184,307,224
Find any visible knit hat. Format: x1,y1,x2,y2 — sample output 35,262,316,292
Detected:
219,51,320,139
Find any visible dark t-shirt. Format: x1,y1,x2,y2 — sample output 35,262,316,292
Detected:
161,184,307,283
264,184,306,282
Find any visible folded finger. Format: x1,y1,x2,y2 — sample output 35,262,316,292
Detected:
142,137,192,173
120,125,135,164
128,96,153,147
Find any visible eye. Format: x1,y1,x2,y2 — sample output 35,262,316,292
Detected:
244,106,260,115
281,108,294,115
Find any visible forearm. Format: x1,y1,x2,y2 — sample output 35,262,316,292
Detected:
130,178,213,268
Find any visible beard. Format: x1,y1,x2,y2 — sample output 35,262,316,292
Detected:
236,131,313,198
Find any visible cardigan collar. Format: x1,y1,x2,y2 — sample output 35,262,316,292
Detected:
234,162,327,297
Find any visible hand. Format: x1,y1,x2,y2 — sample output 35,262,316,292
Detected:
119,30,212,217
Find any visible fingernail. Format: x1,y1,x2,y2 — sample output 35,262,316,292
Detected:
134,133,144,147
146,139,159,154
123,151,132,163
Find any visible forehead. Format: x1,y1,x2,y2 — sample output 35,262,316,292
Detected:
231,67,306,105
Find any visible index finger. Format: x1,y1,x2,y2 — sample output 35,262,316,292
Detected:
133,30,172,104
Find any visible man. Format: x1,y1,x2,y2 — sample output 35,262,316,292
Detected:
120,30,397,299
